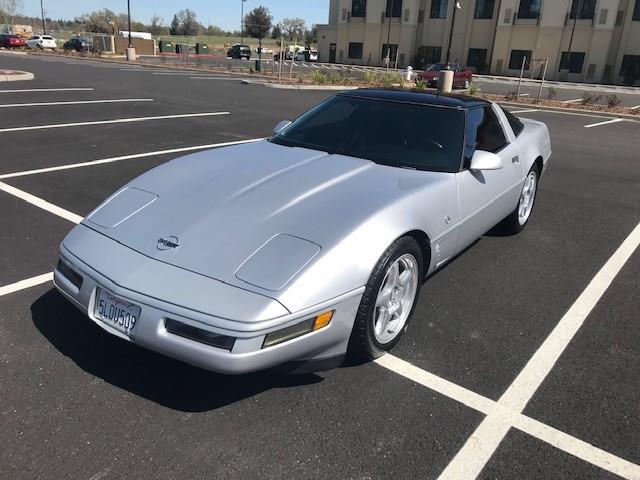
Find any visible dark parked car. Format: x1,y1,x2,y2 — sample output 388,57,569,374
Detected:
227,44,251,60
63,37,93,52
417,63,473,89
0,34,26,49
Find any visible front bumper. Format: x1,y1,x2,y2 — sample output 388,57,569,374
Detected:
54,232,363,375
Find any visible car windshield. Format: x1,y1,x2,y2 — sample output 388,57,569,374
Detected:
270,95,465,173
427,63,447,72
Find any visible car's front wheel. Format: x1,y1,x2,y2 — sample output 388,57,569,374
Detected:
349,236,423,360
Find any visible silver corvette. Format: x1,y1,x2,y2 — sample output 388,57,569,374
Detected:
54,89,552,374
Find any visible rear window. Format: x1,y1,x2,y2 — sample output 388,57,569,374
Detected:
501,107,525,136
43,36,53,40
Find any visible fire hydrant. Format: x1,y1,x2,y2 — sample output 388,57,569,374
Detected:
405,66,413,82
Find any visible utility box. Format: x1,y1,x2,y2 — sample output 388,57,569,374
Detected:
158,40,173,53
195,43,209,55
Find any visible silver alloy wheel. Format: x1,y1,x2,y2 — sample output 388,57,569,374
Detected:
518,171,538,225
373,254,419,344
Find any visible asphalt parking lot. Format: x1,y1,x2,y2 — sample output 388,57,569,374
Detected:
1,52,639,480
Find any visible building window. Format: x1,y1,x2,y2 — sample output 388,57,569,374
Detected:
620,55,640,84
517,0,541,19
570,0,596,19
633,0,640,20
509,50,532,70
430,0,448,19
467,48,488,72
386,0,403,18
352,0,366,18
424,46,442,64
559,52,586,73
474,0,495,19
348,42,363,59
382,44,399,60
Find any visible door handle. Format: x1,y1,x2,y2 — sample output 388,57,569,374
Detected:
512,156,520,164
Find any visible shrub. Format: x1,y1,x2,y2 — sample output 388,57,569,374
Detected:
414,77,427,90
468,84,480,96
606,94,622,108
581,92,603,105
382,73,400,88
504,90,518,101
311,70,327,84
363,70,378,84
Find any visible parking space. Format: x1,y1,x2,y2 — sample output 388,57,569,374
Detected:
1,53,639,480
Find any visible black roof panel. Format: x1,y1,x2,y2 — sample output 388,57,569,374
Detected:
339,88,490,109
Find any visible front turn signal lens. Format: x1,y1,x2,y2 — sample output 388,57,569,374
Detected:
262,310,335,348
313,311,333,331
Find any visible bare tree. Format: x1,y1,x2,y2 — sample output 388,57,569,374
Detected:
281,17,305,42
1,0,24,24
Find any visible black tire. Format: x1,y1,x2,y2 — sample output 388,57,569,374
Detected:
348,236,423,360
499,164,540,234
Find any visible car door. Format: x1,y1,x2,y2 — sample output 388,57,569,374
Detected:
455,105,524,250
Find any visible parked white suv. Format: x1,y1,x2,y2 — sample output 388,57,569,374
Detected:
26,35,57,50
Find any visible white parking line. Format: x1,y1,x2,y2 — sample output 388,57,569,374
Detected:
0,273,53,298
0,88,94,94
584,118,624,128
0,138,264,179
510,109,539,114
631,105,640,110
0,112,230,133
376,355,640,480
563,98,583,103
438,220,640,480
0,98,153,109
0,181,82,224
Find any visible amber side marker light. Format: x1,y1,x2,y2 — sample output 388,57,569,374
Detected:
262,311,334,348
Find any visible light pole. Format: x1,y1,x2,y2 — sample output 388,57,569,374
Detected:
565,0,583,75
241,0,247,44
385,0,395,68
127,0,132,48
445,1,462,65
40,0,46,35
126,0,136,61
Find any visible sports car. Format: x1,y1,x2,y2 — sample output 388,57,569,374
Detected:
54,89,552,374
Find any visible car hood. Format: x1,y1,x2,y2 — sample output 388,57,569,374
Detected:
84,140,446,299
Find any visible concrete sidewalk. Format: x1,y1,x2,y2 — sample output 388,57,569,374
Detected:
475,74,640,95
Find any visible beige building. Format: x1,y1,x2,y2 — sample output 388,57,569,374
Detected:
317,0,640,85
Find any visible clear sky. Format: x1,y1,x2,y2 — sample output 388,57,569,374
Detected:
21,0,331,31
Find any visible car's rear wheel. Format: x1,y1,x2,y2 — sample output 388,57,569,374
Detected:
348,236,423,360
500,165,540,234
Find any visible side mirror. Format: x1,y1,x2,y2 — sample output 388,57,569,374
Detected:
273,120,292,134
470,150,503,171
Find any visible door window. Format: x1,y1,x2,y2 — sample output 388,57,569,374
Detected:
467,107,508,157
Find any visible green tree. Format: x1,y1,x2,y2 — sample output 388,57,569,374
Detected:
169,14,179,35
304,25,317,47
244,6,272,63
271,24,282,39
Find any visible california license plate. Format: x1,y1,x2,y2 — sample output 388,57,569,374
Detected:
94,288,140,335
